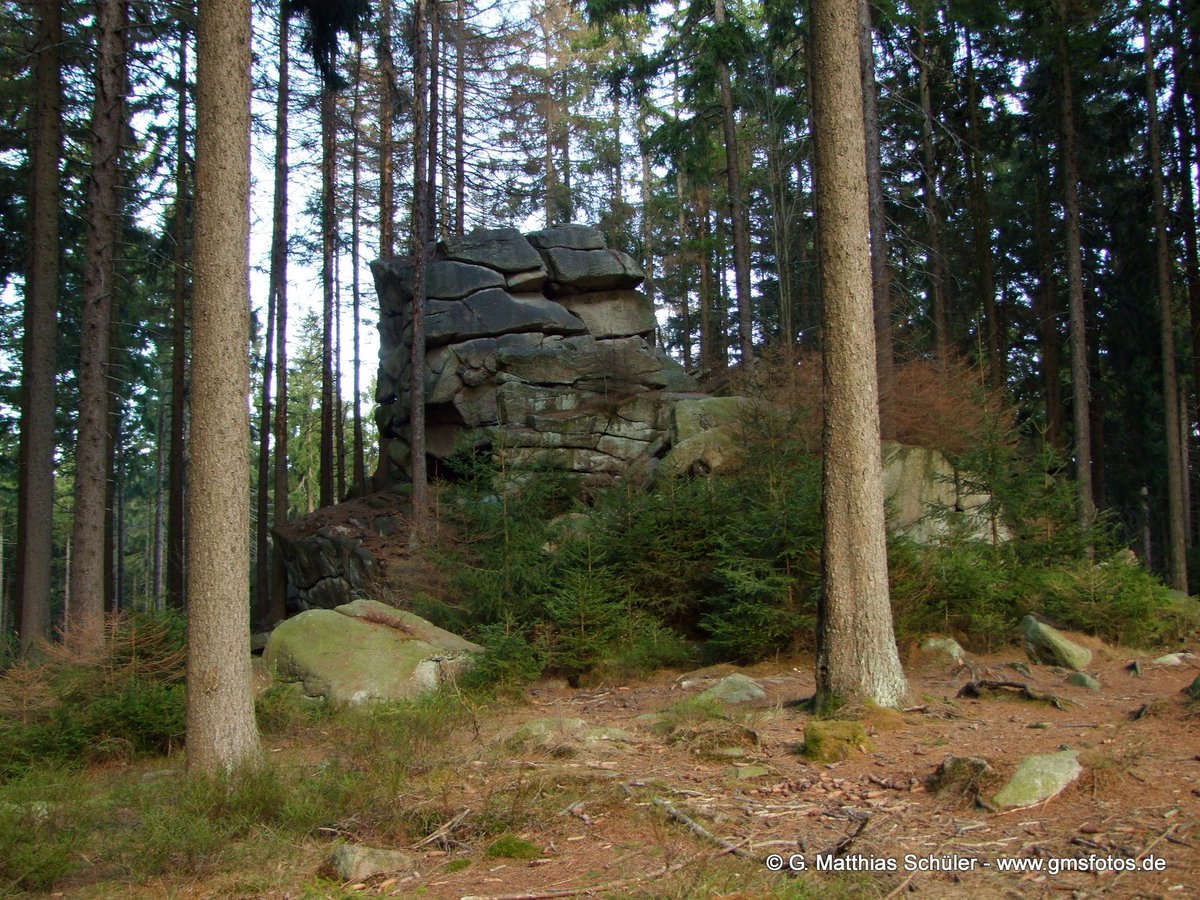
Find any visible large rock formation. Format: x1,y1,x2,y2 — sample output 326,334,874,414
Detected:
372,225,698,487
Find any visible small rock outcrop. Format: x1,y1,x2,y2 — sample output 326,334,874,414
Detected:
1021,615,1092,671
263,599,481,704
372,225,698,487
992,750,1081,809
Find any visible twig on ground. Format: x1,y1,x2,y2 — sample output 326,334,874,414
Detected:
459,851,701,900
412,808,471,849
652,797,759,861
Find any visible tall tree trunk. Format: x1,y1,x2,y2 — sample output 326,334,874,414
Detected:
152,398,166,609
1059,1,1095,539
1144,6,1188,591
859,0,893,434
713,0,754,364
639,108,656,315
70,0,127,649
351,39,366,488
335,261,345,500
269,3,290,625
15,0,62,653
168,19,190,612
187,0,260,775
254,194,277,629
427,1,440,243
319,83,337,509
379,0,396,256
454,0,466,233
812,0,906,709
698,192,715,369
917,15,948,362
1034,177,1067,451
963,29,1001,387
410,0,431,544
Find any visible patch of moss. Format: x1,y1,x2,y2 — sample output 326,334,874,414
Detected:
486,834,541,860
801,720,871,762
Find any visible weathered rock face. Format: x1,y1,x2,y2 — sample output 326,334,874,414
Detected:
373,224,699,487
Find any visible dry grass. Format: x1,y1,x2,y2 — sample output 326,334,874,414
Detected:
728,347,1014,457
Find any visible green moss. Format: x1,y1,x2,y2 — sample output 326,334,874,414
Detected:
486,834,542,859
801,720,871,762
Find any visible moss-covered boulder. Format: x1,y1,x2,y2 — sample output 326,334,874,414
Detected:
992,750,1081,809
802,720,872,762
1021,616,1092,671
263,606,478,704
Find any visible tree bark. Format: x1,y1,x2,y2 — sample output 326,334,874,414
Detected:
427,0,440,244
70,0,127,650
1144,5,1188,591
15,0,62,653
812,0,907,709
454,0,466,233
350,39,366,489
713,0,754,364
410,0,432,544
917,16,948,362
859,0,893,434
1058,0,1095,539
319,82,337,509
168,17,190,613
268,2,290,627
187,0,261,774
1034,177,1066,451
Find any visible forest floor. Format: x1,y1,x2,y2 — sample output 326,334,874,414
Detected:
74,641,1200,900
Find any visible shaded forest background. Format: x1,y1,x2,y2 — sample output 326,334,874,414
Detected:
2,0,1200,642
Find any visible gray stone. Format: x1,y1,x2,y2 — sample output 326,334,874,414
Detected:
439,226,546,273
1066,672,1101,691
541,247,645,294
496,382,588,422
1152,652,1190,666
335,599,484,653
452,384,500,427
1186,674,1200,700
526,224,607,251
725,765,771,779
372,258,505,306
658,428,740,478
331,844,416,882
423,290,587,347
557,290,655,338
921,636,967,663
496,335,665,388
507,269,548,292
264,608,478,704
1021,616,1092,671
698,673,768,704
671,396,764,444
992,750,1081,809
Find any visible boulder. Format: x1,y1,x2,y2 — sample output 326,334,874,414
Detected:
556,290,655,339
263,607,478,704
439,226,545,273
1066,672,1101,691
698,673,767,704
882,442,1010,544
540,247,645,294
992,750,1081,809
671,396,764,444
1021,616,1092,671
526,224,607,251
331,844,416,882
920,636,967,664
658,427,740,478
335,598,483,653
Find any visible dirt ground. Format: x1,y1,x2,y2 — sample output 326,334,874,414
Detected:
296,641,1199,900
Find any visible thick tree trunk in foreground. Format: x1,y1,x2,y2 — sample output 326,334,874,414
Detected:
320,83,337,509
811,0,907,709
15,0,62,652
187,0,260,774
1144,7,1188,591
70,0,127,650
859,0,893,436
